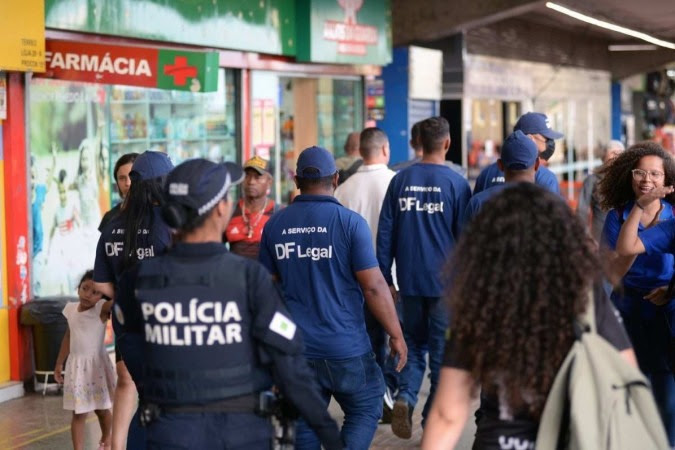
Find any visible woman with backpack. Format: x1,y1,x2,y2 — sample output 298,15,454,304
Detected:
597,142,675,446
421,183,636,449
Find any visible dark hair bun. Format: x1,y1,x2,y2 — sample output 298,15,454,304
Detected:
161,202,189,229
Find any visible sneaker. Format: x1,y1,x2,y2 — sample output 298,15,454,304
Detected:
381,402,393,424
391,399,413,439
383,386,395,410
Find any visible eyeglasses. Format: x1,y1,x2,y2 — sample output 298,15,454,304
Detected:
631,169,665,181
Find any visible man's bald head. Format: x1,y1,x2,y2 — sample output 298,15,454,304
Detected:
344,132,360,156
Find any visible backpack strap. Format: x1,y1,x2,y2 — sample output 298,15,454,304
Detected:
338,159,363,185
537,289,594,449
573,289,596,338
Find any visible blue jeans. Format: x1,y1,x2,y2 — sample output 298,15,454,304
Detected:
613,290,675,445
364,302,402,392
397,296,449,424
147,412,272,449
295,352,385,450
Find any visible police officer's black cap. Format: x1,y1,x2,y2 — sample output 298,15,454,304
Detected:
162,159,244,228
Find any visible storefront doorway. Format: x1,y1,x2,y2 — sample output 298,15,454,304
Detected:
251,72,363,205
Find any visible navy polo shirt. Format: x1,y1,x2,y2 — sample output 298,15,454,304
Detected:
602,200,675,291
377,163,472,297
473,162,560,195
93,206,171,284
460,184,508,231
259,194,377,360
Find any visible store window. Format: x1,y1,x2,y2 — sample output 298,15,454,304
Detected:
28,69,238,297
109,69,238,165
265,74,363,204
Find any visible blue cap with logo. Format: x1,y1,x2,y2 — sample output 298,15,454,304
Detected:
500,130,539,170
130,151,174,181
514,112,564,140
296,146,337,178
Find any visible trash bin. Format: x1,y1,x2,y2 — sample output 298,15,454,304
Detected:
20,296,78,387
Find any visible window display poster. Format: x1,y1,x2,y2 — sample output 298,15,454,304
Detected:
29,79,111,297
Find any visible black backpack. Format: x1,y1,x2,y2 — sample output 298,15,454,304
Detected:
337,160,363,186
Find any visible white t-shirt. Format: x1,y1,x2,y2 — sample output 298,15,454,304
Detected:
335,163,398,287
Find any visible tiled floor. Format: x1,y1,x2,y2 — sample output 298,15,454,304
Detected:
0,374,477,449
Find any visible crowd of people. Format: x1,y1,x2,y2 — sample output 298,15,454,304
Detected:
50,111,675,450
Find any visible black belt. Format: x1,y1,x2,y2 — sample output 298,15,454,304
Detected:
157,393,258,414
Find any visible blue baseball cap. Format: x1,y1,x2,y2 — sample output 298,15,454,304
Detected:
130,151,174,181
500,130,539,170
296,146,337,178
514,112,564,140
165,159,244,218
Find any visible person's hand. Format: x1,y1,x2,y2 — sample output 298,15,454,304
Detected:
645,285,671,306
54,365,64,384
637,186,675,209
389,285,398,304
100,300,112,323
389,336,408,372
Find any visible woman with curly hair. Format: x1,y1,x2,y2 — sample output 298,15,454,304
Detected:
604,142,675,444
421,183,633,449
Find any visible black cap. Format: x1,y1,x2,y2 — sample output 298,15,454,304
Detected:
162,159,244,229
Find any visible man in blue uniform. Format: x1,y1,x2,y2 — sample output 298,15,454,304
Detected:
114,158,343,450
473,112,563,195
259,146,407,449
391,121,467,178
461,130,539,230
377,116,471,439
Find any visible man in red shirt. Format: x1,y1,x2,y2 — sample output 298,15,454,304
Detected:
224,156,277,259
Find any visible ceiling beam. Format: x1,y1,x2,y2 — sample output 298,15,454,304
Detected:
392,0,545,45
610,48,675,80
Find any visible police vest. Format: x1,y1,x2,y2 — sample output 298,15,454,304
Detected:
135,253,273,405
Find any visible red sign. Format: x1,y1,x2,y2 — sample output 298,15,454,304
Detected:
41,41,158,87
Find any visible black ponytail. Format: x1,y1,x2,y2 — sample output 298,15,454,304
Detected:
121,177,166,270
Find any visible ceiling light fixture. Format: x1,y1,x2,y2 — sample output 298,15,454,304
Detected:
546,2,675,50
608,44,658,51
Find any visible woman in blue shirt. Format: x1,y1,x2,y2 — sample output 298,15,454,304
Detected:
597,141,675,445
93,151,173,450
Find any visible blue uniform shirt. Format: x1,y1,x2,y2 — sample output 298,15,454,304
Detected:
93,206,171,284
473,162,560,195
259,194,377,360
460,184,508,231
377,163,472,297
603,201,675,293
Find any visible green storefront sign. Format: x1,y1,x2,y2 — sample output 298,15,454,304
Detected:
296,0,391,65
45,0,296,56
157,50,219,92
45,0,391,65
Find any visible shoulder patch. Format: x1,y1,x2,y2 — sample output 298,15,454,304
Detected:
269,312,296,340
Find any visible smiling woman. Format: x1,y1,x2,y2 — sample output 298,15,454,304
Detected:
596,141,675,445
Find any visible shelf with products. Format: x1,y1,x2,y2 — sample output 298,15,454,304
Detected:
106,71,236,165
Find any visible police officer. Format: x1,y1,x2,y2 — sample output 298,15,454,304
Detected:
114,158,343,450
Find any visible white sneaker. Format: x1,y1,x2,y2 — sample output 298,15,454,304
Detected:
383,386,395,410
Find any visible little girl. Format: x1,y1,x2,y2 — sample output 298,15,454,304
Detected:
55,270,116,450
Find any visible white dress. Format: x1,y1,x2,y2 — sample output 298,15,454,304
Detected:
62,301,116,413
